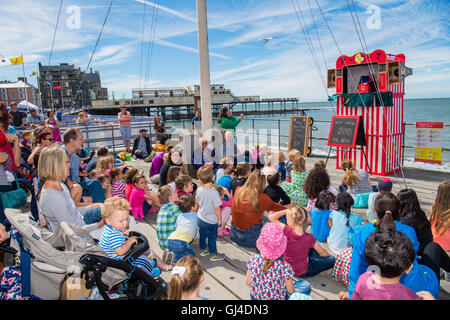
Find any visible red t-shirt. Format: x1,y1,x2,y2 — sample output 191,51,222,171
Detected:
125,184,134,202
282,225,316,277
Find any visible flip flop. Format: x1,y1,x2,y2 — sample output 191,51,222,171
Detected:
165,251,174,267
162,249,169,264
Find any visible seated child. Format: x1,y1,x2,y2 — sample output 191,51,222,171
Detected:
167,195,199,262
167,166,182,191
269,207,335,279
130,174,155,220
99,197,172,278
308,190,335,242
168,255,207,300
215,157,233,183
264,172,292,207
98,174,112,199
109,167,126,199
276,152,287,181
366,178,393,223
215,185,232,236
327,192,363,255
216,168,235,194
175,175,194,199
352,213,435,300
156,185,182,250
88,168,101,180
20,130,32,155
261,152,278,177
231,162,251,196
284,149,300,182
124,168,140,202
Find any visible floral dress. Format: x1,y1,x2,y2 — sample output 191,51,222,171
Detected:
280,170,308,207
247,254,294,300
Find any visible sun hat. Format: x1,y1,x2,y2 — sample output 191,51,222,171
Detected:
256,223,287,260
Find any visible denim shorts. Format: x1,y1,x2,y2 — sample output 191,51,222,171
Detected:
230,222,262,248
167,239,196,262
120,125,131,141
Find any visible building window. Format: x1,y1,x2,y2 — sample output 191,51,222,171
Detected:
149,100,154,104
114,101,120,105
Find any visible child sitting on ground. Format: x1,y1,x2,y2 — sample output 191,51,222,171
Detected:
167,195,199,262
281,154,309,207
196,165,226,261
352,213,434,300
231,162,251,196
167,166,182,191
264,172,293,208
276,152,287,181
215,157,233,183
169,255,207,300
98,174,112,199
215,185,232,236
124,168,140,202
175,175,195,199
308,190,335,242
88,168,101,180
269,207,335,280
327,191,363,255
156,185,182,251
366,178,393,223
284,148,300,182
216,168,235,194
99,197,172,279
130,174,155,220
109,167,126,199
246,223,295,300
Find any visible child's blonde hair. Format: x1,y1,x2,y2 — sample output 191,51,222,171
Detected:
197,165,214,184
286,206,308,230
98,174,111,185
101,196,130,219
293,155,306,172
288,149,301,162
168,255,204,300
159,185,173,204
88,168,101,180
279,152,286,163
341,159,361,188
219,157,233,168
96,156,114,172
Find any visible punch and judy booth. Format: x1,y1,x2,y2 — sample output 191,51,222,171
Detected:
327,49,412,176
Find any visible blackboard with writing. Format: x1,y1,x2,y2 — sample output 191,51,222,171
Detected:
289,116,310,156
328,115,366,148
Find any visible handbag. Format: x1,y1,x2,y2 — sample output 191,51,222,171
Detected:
0,173,28,209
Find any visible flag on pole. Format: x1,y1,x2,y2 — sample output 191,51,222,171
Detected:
29,70,38,77
9,56,23,65
54,85,62,90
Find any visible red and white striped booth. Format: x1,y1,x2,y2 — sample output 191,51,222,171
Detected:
327,49,412,176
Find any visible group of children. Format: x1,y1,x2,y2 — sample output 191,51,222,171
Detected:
91,142,448,301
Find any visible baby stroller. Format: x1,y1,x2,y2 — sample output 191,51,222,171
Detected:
1,209,167,300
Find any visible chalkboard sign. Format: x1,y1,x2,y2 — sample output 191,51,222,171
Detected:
328,115,366,148
289,116,311,156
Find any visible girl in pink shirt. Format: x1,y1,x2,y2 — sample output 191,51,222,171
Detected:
124,168,140,202
130,174,154,220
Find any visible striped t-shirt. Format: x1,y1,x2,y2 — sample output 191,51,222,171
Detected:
111,181,126,198
99,224,127,260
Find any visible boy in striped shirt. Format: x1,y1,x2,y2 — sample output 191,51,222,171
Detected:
99,197,172,277
109,168,126,199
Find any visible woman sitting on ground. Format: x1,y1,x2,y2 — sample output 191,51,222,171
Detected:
37,145,104,233
231,169,287,248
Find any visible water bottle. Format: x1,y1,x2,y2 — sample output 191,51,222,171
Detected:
126,154,131,161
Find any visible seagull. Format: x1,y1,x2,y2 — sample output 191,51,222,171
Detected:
260,36,280,43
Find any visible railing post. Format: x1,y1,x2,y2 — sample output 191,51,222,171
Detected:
278,119,281,153
85,124,90,150
111,124,115,153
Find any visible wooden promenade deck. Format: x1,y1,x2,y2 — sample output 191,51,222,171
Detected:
125,154,450,300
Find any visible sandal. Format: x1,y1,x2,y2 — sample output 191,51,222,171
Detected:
165,251,174,267
162,249,169,264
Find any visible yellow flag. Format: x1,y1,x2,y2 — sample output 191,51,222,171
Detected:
9,56,23,65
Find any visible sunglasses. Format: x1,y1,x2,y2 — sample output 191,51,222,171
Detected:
45,138,54,142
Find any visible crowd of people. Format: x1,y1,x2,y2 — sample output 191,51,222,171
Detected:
0,102,448,301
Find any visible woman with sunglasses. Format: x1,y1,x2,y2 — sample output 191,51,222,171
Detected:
45,110,62,143
27,131,54,165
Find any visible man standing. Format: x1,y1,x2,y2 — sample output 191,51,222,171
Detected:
192,109,202,133
192,137,215,170
132,128,151,159
25,109,45,127
62,128,105,203
82,108,99,124
118,104,132,153
9,102,26,129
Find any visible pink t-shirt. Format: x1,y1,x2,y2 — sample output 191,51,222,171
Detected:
352,272,421,300
283,225,316,277
111,181,126,198
130,188,146,218
118,111,131,126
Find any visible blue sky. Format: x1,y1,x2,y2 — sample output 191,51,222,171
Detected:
0,0,449,102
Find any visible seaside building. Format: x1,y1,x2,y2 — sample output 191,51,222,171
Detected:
0,78,41,107
38,63,108,110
